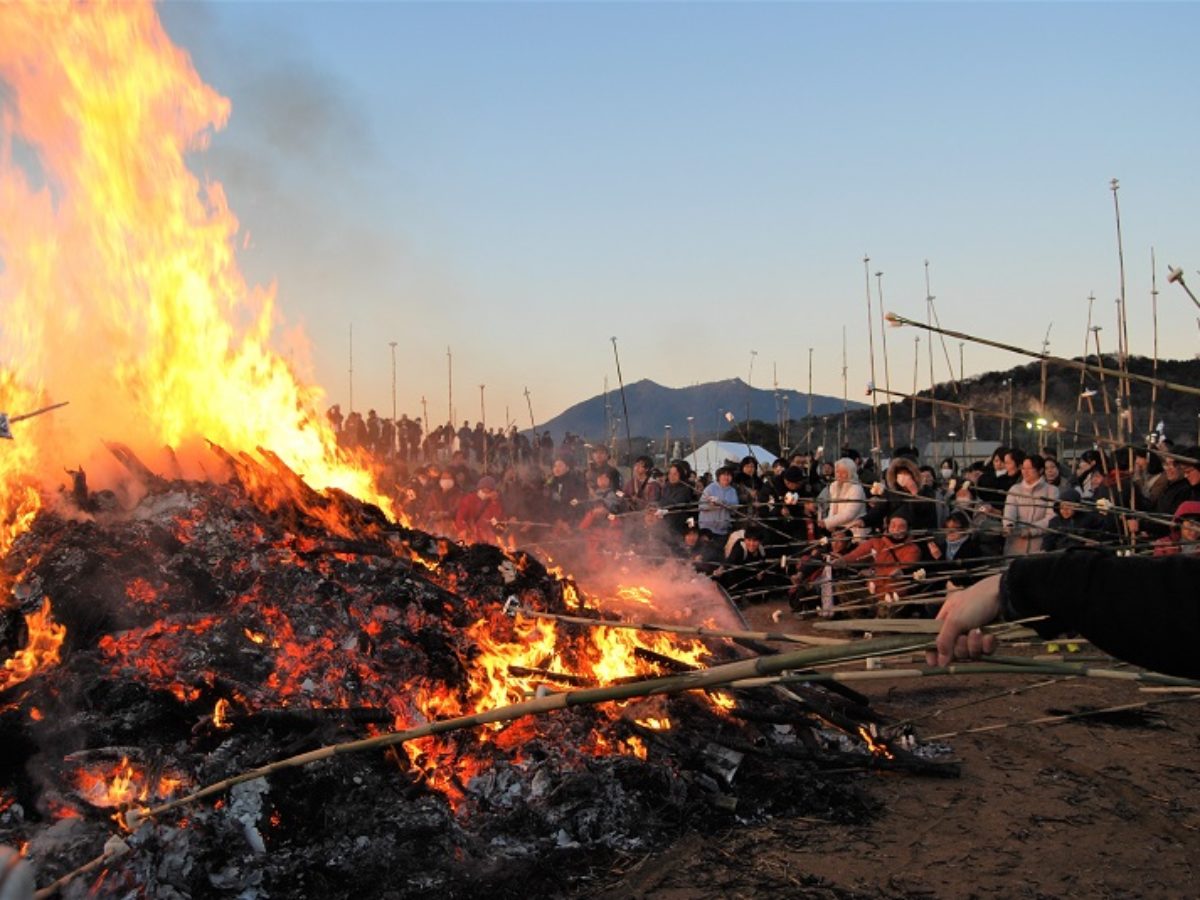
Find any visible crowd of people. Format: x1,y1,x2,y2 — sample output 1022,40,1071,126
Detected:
328,405,1200,620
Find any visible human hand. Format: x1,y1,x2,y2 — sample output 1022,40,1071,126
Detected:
927,574,1003,667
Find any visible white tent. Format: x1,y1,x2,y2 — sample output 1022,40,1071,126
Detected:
681,441,777,477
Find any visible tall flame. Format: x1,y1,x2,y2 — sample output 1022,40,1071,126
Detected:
0,0,385,555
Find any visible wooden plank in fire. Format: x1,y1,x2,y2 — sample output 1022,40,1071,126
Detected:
102,440,166,489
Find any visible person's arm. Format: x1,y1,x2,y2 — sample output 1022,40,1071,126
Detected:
935,550,1200,678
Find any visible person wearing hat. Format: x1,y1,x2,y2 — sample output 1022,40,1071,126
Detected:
715,524,785,600
1041,486,1105,551
817,457,867,535
1152,500,1200,556
454,475,504,545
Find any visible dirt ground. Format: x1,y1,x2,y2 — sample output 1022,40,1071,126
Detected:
586,600,1200,899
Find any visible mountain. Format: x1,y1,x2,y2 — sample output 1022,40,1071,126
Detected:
535,378,861,443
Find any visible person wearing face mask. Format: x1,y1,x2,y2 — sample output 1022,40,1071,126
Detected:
925,509,986,588
938,458,957,485
863,457,938,537
423,467,464,532
455,476,505,545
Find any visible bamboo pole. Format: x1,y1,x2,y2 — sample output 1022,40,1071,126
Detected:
510,604,849,646
926,693,1200,741
884,312,1200,400
876,270,896,452
727,660,1200,691
128,633,937,828
1148,249,1160,438
910,336,920,447
1071,294,1095,451
863,255,882,466
925,261,937,437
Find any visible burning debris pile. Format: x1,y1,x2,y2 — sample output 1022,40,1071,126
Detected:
0,449,951,898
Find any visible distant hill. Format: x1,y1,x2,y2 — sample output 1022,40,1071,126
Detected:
536,378,860,444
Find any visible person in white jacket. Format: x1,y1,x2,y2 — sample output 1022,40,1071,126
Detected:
1003,453,1058,555
818,457,867,534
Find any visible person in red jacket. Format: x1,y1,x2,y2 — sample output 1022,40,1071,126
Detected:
455,476,504,545
833,511,923,613
1153,500,1200,556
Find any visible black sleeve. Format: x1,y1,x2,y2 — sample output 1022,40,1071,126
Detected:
1000,549,1200,678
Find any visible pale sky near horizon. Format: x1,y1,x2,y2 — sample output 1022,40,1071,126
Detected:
159,1,1200,431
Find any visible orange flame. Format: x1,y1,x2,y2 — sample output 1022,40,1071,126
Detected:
634,717,672,731
857,725,895,760
74,756,185,809
1,598,67,688
0,0,391,557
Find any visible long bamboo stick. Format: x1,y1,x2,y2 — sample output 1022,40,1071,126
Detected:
884,312,1200,399
926,693,1200,741
129,633,936,827
509,604,849,646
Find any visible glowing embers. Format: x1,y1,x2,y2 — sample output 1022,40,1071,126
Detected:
97,617,221,704
1,598,67,689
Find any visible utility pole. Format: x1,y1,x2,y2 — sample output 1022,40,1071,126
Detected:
611,337,634,468
863,255,881,467
1039,324,1052,412
479,384,486,469
389,341,398,422
840,326,848,451
446,346,453,426
876,270,895,452
747,349,757,433
924,260,937,436
523,386,536,434
348,323,355,414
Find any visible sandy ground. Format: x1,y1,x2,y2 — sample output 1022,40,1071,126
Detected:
585,599,1200,899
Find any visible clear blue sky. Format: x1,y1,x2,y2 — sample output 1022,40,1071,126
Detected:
159,1,1200,432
